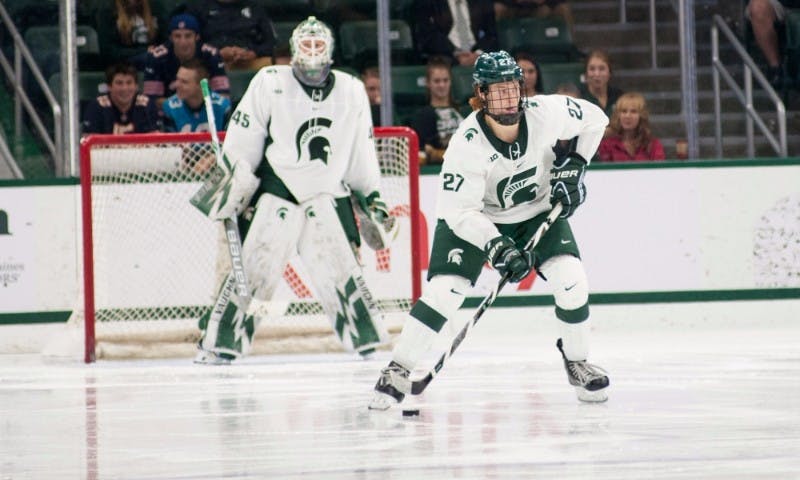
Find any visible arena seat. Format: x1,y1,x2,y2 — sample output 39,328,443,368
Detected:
538,62,584,94
497,17,576,63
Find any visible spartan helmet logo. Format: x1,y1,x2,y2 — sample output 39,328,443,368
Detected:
308,136,332,164
447,248,464,265
295,117,333,164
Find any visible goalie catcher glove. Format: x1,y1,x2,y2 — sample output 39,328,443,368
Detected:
485,235,532,283
190,158,259,221
352,190,399,250
549,153,587,219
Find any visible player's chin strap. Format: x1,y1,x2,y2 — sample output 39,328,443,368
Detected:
409,203,563,395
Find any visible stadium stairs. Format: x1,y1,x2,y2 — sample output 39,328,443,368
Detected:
571,0,800,159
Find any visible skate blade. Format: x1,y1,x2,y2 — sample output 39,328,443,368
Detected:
576,386,608,403
194,350,232,365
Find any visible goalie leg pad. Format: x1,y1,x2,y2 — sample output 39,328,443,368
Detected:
242,194,304,301
297,194,388,354
197,272,256,359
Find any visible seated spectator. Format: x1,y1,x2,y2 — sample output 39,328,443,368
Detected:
514,51,543,104
413,0,499,66
494,0,575,35
187,0,277,71
598,92,665,162
142,13,230,109
95,0,165,70
746,0,800,87
361,67,383,126
360,67,399,126
555,82,580,98
411,56,465,165
162,58,231,133
82,61,161,135
579,49,624,117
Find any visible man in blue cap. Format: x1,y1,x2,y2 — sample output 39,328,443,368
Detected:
142,13,230,109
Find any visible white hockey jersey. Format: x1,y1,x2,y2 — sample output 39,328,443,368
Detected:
437,94,608,249
221,66,381,203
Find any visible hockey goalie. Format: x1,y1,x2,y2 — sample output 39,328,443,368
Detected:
190,16,397,364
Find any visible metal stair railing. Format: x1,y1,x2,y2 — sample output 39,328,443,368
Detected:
711,14,787,158
0,2,63,174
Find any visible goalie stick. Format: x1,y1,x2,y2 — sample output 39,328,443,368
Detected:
410,203,563,395
193,78,250,302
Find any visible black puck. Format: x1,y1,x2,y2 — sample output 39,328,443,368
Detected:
402,409,420,417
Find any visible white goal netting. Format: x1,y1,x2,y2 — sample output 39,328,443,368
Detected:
50,129,420,362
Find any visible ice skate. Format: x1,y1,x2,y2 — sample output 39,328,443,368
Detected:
556,338,609,402
193,349,234,365
368,361,411,410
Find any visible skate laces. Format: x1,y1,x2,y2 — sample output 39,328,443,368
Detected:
567,360,607,383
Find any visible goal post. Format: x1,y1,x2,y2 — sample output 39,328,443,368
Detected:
71,128,421,363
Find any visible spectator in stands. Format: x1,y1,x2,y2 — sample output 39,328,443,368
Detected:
362,67,383,126
579,49,623,117
494,0,575,35
95,0,165,69
411,56,465,165
598,92,665,162
413,0,499,66
514,51,543,103
746,0,800,87
187,0,277,71
142,13,230,109
162,58,231,133
82,61,161,135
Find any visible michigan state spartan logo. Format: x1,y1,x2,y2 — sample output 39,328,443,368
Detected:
447,248,464,265
496,166,539,208
296,117,333,164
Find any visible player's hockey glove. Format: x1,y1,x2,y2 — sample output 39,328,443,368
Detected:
485,235,533,283
352,191,399,250
190,158,259,221
549,153,587,219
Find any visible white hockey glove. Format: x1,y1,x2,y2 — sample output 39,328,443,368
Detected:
190,159,259,221
352,191,399,250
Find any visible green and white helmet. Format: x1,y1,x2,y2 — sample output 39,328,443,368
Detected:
472,50,524,125
290,16,334,86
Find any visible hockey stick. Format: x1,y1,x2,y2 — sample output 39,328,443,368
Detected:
410,202,563,395
198,78,250,302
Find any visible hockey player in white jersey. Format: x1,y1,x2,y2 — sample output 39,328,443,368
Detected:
369,50,610,409
192,16,397,364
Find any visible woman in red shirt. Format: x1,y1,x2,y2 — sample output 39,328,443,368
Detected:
598,92,665,162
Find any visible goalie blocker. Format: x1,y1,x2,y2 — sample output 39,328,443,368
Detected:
197,193,389,360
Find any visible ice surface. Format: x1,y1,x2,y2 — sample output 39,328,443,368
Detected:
1,306,799,479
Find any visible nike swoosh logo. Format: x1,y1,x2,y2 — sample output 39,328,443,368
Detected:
565,283,577,291
450,288,463,295
560,239,572,244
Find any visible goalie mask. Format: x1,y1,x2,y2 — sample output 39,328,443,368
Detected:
473,50,524,126
290,16,334,87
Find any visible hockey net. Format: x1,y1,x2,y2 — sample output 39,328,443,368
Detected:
53,129,420,362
